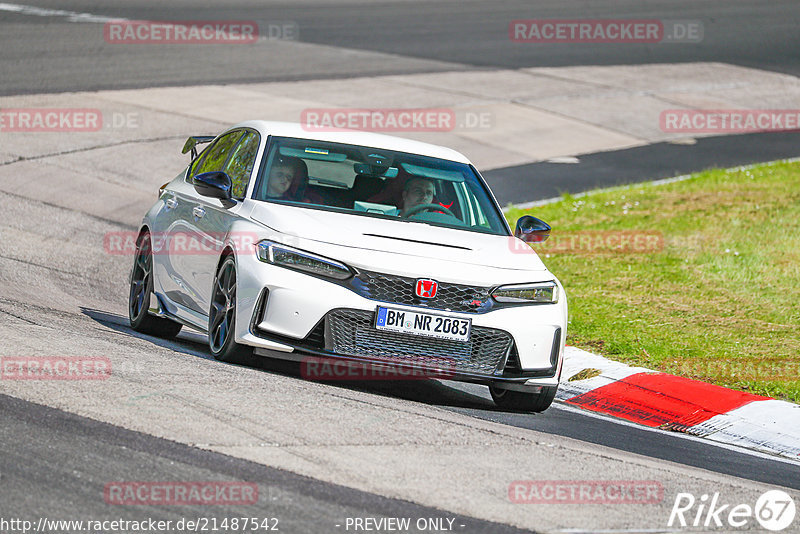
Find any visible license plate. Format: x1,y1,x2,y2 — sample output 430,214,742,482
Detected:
375,306,471,342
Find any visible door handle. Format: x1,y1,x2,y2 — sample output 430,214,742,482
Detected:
165,197,178,210
192,206,205,219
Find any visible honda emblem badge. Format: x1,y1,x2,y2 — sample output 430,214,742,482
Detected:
415,279,438,298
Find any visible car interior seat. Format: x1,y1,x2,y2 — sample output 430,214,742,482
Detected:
286,157,309,201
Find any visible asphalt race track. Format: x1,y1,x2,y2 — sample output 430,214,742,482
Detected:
484,131,800,205
1,0,799,94
1,394,529,534
1,2,799,533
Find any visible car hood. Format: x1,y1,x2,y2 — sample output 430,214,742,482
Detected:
248,202,548,272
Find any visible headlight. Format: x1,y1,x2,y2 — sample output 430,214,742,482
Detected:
491,282,558,304
256,240,352,280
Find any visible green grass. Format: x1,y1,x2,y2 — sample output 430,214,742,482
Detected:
505,161,800,402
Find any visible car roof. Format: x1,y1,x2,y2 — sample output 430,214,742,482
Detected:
229,121,472,164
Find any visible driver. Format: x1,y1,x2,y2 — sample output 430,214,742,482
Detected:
400,177,435,216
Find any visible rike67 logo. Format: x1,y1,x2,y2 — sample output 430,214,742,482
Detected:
669,490,796,531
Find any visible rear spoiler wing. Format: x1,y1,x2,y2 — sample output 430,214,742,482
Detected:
182,136,215,159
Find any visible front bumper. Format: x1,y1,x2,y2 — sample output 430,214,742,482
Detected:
234,248,566,386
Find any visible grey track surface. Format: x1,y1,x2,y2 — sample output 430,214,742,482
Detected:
0,393,531,534
1,0,799,95
447,403,800,492
65,310,800,493
484,131,800,205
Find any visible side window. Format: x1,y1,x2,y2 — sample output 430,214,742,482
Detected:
192,130,245,177
223,131,260,199
185,144,211,181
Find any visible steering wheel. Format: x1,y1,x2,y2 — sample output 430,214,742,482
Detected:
404,202,456,218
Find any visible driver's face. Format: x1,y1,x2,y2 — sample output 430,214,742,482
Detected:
402,179,435,213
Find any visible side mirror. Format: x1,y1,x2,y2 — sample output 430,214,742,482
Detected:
515,215,551,243
193,171,232,200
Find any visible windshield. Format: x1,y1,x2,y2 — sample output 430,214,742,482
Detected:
252,137,510,236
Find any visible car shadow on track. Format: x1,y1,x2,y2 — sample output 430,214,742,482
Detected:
81,307,217,361
81,307,497,412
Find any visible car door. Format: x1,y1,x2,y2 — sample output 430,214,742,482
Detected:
188,129,261,314
164,130,245,315
152,149,209,314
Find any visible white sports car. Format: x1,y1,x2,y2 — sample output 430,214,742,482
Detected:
129,121,566,412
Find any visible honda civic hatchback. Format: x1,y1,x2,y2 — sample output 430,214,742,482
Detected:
129,121,566,412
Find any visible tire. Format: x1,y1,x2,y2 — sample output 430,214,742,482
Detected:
489,384,557,413
208,256,254,365
129,231,182,338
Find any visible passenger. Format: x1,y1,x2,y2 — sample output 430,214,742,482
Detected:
266,156,307,200
400,177,436,216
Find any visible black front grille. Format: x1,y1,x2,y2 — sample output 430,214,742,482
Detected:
350,270,493,314
325,309,513,376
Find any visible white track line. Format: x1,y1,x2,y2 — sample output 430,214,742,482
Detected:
0,3,122,23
